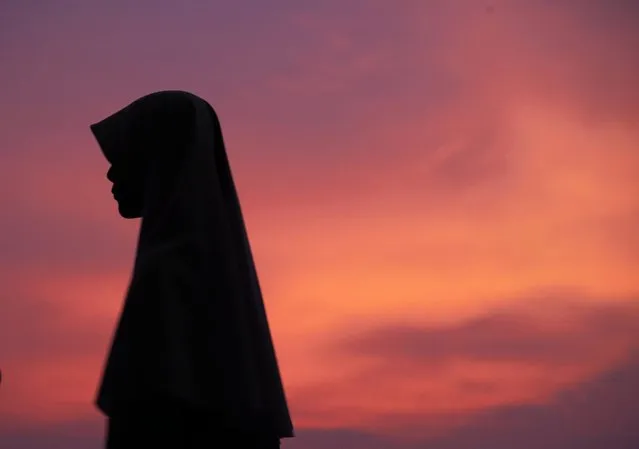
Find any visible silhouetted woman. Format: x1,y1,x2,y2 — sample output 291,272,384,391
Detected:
89,91,294,448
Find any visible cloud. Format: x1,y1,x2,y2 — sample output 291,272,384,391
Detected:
279,350,639,449
342,297,639,366
0,418,102,449
3,352,637,449
287,296,639,431
411,352,639,449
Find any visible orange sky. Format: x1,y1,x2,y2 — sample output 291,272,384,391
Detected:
0,1,637,448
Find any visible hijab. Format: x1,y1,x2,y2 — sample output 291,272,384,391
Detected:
90,91,294,438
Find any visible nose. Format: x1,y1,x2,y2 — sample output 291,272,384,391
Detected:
106,166,116,183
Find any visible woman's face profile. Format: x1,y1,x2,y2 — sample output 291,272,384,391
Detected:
96,96,190,220
106,155,145,219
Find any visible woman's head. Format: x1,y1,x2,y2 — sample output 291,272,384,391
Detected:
91,91,196,219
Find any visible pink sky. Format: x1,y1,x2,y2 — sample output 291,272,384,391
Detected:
1,1,638,447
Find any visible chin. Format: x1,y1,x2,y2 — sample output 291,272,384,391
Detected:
117,202,143,219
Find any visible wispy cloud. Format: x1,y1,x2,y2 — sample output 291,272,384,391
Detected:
287,295,638,431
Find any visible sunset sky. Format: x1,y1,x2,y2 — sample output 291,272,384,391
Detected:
1,1,638,448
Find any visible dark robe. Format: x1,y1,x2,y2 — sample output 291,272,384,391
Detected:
89,91,294,446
